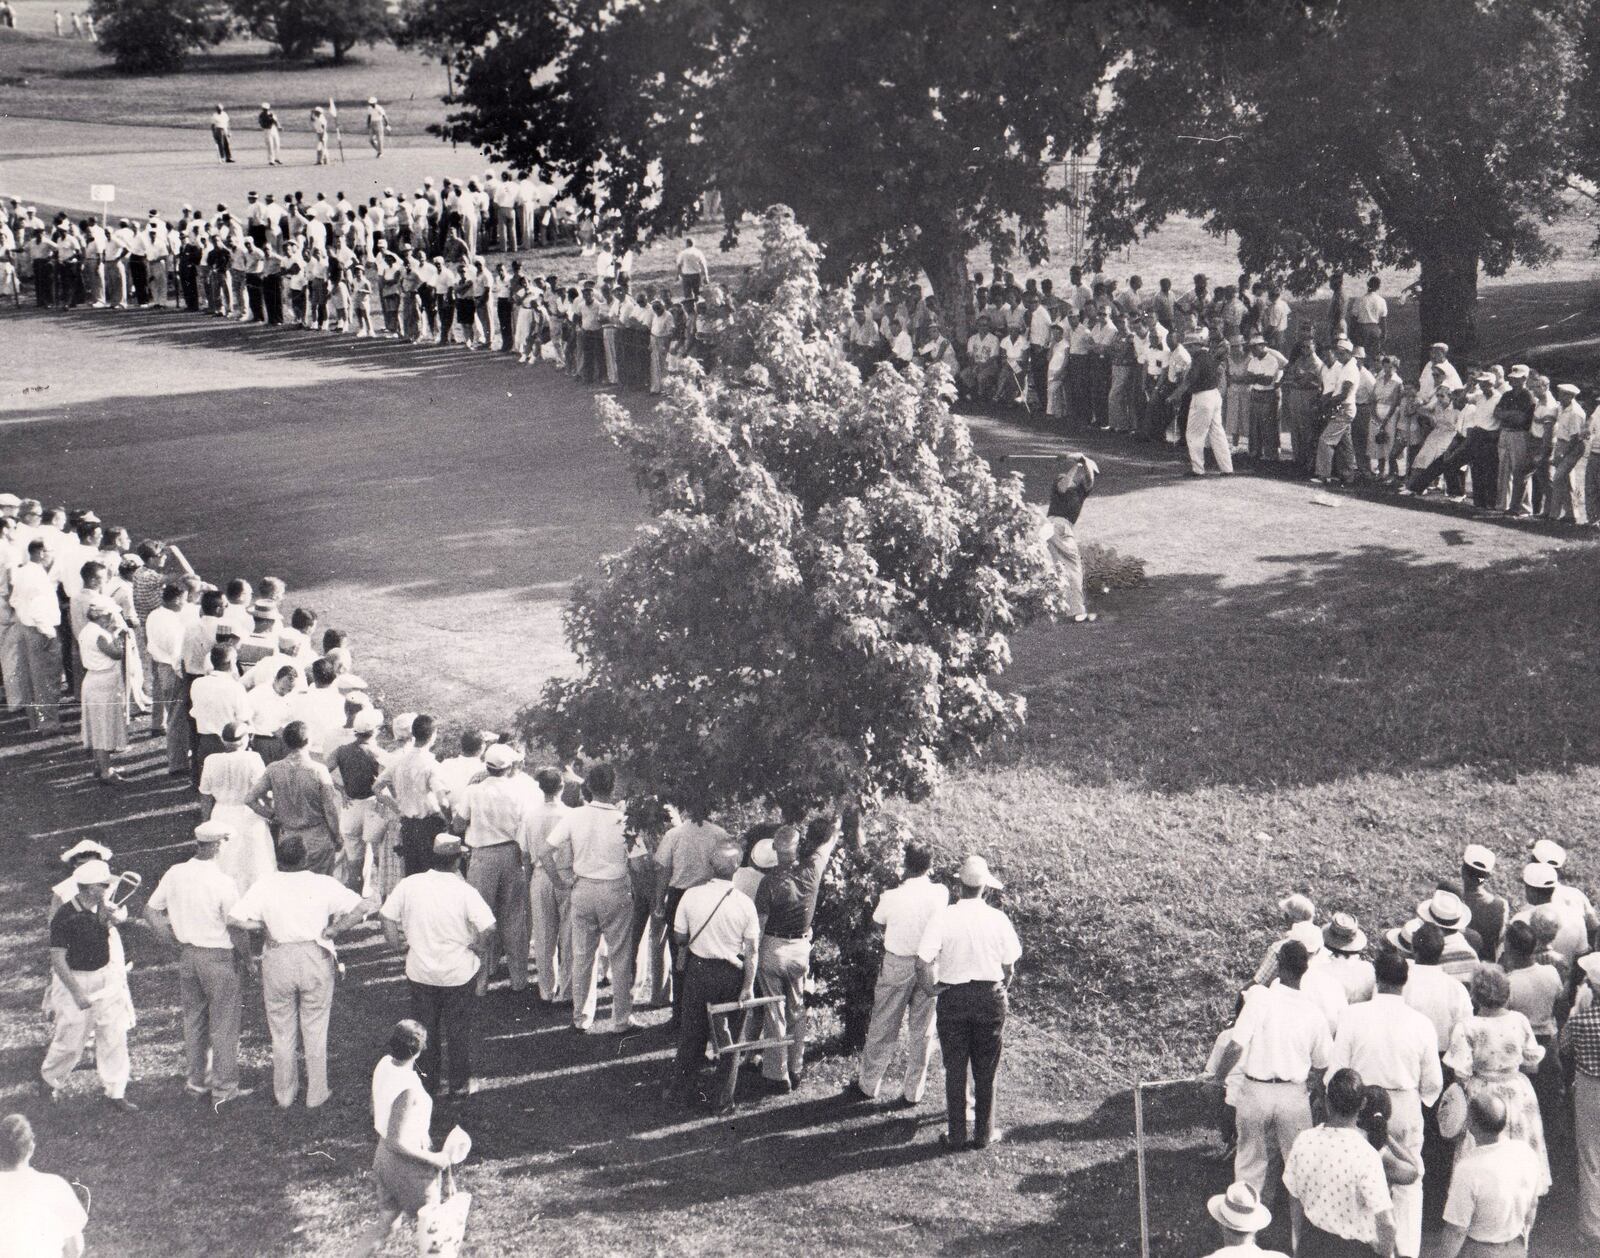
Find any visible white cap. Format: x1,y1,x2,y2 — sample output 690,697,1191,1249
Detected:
352,709,384,735
958,854,1003,890
194,820,233,844
73,860,113,886
1523,862,1558,890
751,839,778,870
60,839,113,864
1462,844,1496,875
484,744,517,770
1288,920,1323,954
1532,839,1567,868
393,712,418,739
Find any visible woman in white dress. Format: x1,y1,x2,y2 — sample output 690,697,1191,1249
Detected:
350,1020,467,1258
196,723,277,893
77,599,130,782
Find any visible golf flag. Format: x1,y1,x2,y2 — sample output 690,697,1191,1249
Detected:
327,97,337,119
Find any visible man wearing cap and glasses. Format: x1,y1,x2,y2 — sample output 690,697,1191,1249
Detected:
1201,1181,1288,1257
381,833,496,1099
41,860,138,1110
917,854,1022,1151
1328,949,1440,1257
145,822,252,1109
1209,939,1331,1196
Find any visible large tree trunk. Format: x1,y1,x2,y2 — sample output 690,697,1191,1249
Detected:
1416,245,1479,366
1328,273,1345,342
920,235,974,354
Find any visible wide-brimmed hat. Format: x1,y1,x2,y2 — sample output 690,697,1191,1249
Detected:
1323,912,1367,954
1207,1181,1271,1233
1384,918,1423,955
1417,890,1469,930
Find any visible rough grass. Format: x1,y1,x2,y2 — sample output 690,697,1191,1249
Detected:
0,20,453,135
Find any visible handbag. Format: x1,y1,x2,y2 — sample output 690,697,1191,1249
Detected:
415,1166,472,1258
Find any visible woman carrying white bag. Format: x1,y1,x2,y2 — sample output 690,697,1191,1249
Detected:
350,1020,471,1258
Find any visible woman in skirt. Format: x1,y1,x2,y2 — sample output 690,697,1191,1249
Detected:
77,599,130,783
350,1020,467,1258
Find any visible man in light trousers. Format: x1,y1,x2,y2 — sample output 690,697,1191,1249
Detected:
547,764,637,1032
849,842,948,1104
145,820,251,1108
228,835,373,1107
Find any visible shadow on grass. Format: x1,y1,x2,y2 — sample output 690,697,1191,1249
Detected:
1006,535,1600,793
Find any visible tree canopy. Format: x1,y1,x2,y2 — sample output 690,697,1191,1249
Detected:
90,0,230,73
235,0,393,63
401,0,1111,339
517,206,1068,822
1089,0,1592,355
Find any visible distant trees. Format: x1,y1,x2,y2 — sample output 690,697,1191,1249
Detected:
233,0,393,63
90,0,230,73
1091,0,1593,357
400,0,1111,345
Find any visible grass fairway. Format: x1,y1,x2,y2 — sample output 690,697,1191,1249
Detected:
3,303,1600,1255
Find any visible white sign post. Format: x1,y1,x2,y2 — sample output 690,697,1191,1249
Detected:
89,184,114,227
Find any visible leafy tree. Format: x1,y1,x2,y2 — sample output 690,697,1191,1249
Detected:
90,0,230,74
235,0,392,63
517,206,1067,824
401,0,1109,341
1089,0,1590,357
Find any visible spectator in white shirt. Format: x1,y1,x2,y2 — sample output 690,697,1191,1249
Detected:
381,834,496,1097
521,767,573,1003
545,763,637,1034
144,821,250,1107
189,644,248,780
664,842,760,1114
1210,939,1332,1196
850,843,950,1105
143,581,187,747
10,540,61,731
917,855,1020,1151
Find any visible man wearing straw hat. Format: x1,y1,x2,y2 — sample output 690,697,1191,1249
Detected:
41,860,138,1110
1416,889,1478,982
1201,1181,1287,1257
1460,844,1509,962
917,853,1021,1151
145,821,252,1110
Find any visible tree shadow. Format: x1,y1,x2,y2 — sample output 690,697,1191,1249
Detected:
1002,535,1600,793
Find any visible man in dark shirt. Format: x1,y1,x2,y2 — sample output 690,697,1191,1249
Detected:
331,710,387,892
1494,365,1536,514
1181,338,1234,477
753,809,858,1090
42,860,137,1108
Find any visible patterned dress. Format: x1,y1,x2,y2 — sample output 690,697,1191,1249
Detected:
1445,1008,1550,1194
